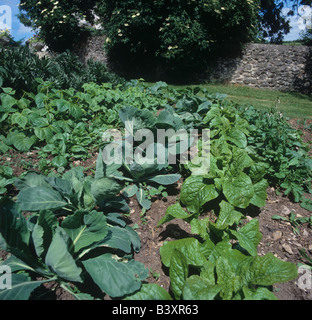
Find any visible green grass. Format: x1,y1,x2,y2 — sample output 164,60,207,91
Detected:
172,83,312,119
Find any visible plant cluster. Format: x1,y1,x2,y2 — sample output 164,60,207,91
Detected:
0,81,181,173
0,45,124,96
0,166,147,299
1,80,310,300
239,106,312,204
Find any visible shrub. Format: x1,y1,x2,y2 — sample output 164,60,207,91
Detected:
0,45,124,96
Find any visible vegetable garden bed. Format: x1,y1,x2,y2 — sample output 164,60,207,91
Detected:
0,81,311,300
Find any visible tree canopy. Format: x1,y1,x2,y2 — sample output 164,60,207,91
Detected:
18,0,312,79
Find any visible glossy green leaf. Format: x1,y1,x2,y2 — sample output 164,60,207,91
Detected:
17,186,68,211
124,283,172,300
157,202,194,226
180,175,218,213
229,219,263,256
215,200,244,230
160,238,206,268
251,253,298,286
226,128,247,148
82,253,148,298
169,249,188,300
223,172,254,208
249,179,268,208
45,227,82,282
183,275,223,300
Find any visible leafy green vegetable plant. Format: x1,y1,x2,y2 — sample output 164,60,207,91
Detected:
159,142,269,227
97,146,180,212
129,211,298,300
96,104,192,211
272,212,312,235
0,198,147,300
0,165,15,199
239,106,312,203
15,163,128,215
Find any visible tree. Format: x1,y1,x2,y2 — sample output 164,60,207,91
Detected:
94,0,259,79
258,0,292,43
18,0,96,52
19,0,260,79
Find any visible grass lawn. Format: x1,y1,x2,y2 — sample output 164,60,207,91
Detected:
172,83,312,119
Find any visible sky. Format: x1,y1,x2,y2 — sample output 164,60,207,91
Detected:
0,0,309,43
1,0,33,41
282,7,306,41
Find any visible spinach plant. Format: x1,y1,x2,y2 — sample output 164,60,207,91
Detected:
159,144,269,227
158,219,298,300
128,210,298,300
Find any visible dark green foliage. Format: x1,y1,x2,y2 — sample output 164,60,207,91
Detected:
258,0,291,43
0,45,124,96
0,196,147,300
301,29,312,45
96,0,259,80
18,0,96,52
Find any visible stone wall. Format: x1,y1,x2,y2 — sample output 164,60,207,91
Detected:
31,35,108,64
33,36,312,94
206,43,312,94
73,35,108,66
